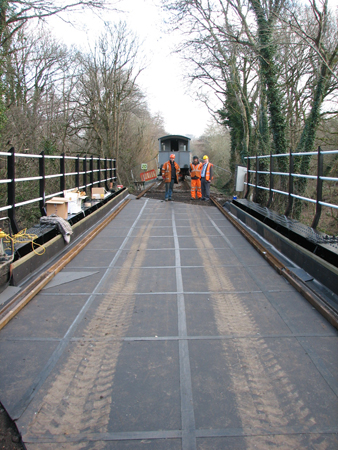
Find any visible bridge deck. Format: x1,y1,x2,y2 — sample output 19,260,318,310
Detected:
0,196,337,449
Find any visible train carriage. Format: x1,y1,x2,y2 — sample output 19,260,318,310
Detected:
158,135,191,180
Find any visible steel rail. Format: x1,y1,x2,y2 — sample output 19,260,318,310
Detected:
45,191,63,199
0,205,12,212
136,182,157,199
247,149,338,158
0,198,131,331
210,196,338,330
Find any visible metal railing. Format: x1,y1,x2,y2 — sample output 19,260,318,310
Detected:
244,147,338,230
0,148,117,234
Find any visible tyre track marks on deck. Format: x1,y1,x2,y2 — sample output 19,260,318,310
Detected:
26,215,156,447
190,218,319,449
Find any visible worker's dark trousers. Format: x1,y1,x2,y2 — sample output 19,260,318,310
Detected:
201,178,211,199
165,180,175,200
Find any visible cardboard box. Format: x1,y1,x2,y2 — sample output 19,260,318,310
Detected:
64,190,79,202
67,199,82,215
91,187,105,199
63,189,84,214
45,197,69,219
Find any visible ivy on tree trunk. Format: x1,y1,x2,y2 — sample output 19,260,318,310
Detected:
249,0,288,165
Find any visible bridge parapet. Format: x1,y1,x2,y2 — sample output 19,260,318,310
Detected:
244,147,338,232
0,148,117,234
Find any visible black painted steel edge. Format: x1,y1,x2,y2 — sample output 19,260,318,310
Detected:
225,200,338,296
232,199,338,268
210,196,338,330
0,197,130,329
10,189,128,287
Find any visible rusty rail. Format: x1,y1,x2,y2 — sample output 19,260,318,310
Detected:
210,196,338,330
136,182,159,199
0,199,130,330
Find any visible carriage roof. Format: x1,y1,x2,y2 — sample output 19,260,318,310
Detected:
158,135,191,142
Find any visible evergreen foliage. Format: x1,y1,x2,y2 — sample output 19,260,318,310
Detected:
249,0,288,175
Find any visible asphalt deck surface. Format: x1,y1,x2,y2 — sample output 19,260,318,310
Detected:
0,195,337,449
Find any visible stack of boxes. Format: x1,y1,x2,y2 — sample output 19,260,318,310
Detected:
63,190,83,214
91,187,105,199
45,187,107,218
45,198,69,219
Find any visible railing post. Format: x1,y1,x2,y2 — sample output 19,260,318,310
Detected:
311,146,324,229
284,149,294,216
267,151,274,208
7,147,19,234
105,157,109,191
75,154,80,189
113,158,116,188
244,157,250,199
39,151,46,216
109,159,113,190
253,154,259,202
60,153,65,193
90,156,94,190
97,157,101,187
83,156,87,193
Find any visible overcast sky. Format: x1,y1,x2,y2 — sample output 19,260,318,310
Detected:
49,0,214,138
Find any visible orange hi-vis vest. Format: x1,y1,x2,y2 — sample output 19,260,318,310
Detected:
203,163,213,181
162,160,180,183
190,162,202,179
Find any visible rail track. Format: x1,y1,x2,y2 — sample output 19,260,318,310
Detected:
136,179,227,205
0,189,337,450
210,196,338,330
0,198,131,331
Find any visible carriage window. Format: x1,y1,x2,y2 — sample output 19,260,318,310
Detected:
178,141,187,151
171,139,179,152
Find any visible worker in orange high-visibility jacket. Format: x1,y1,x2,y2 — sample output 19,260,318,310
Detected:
189,156,203,199
200,155,214,201
162,153,180,201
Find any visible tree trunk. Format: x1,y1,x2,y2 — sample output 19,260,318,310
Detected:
249,0,288,164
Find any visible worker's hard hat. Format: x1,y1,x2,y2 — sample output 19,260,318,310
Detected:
170,154,175,159
203,155,208,160
193,155,199,160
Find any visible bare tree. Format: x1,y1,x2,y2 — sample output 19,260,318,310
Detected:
194,121,231,189
0,0,116,50
1,26,70,152
75,21,145,181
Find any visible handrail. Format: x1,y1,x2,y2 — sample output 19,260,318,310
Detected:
244,147,338,230
0,148,117,234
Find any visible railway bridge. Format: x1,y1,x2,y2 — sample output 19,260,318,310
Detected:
0,191,337,449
